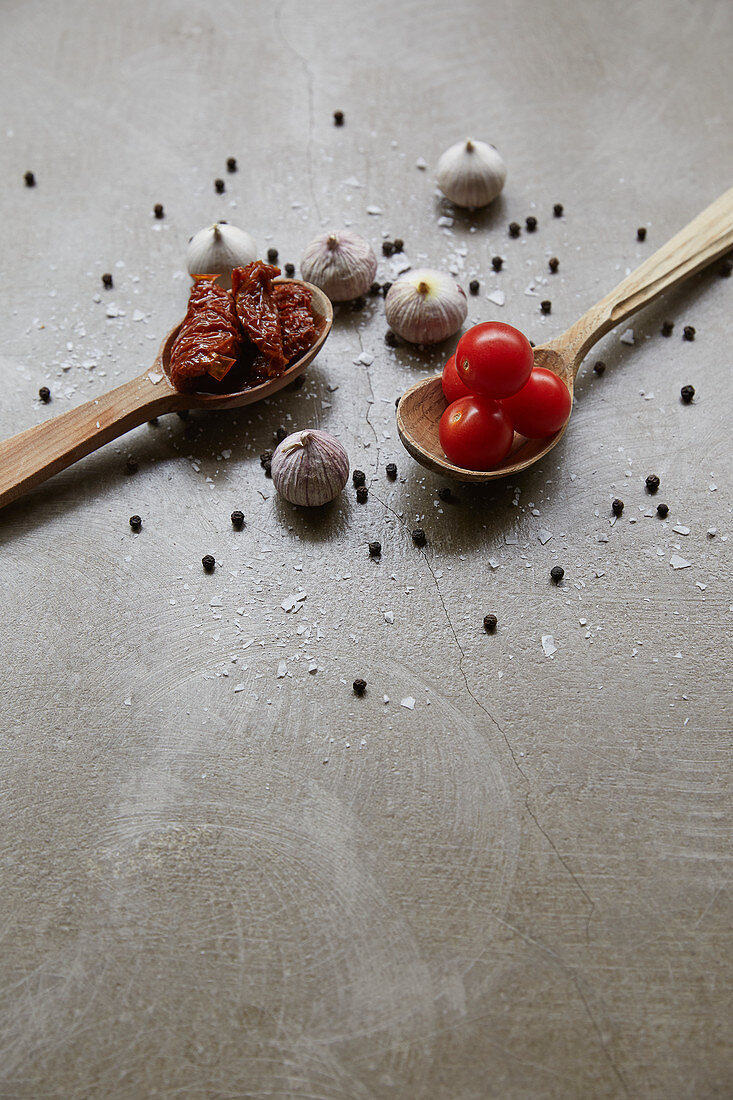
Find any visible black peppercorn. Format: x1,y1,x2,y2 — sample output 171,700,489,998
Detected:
333,110,344,126
593,361,606,375
550,565,564,584
469,279,480,295
645,474,660,494
553,203,564,217
153,203,164,219
264,461,272,478
412,528,427,547
352,469,366,487
202,554,216,572
368,541,381,558
393,238,404,252
129,515,142,532
683,325,695,341
284,263,295,278
381,282,392,296
611,498,624,516
351,296,366,311
439,487,452,502
24,170,36,187
719,260,732,277
526,216,537,232
680,384,695,403
259,450,273,468
528,340,535,348
661,320,674,337
508,222,521,238
369,282,381,296
352,678,366,696
231,510,245,529
226,156,237,173
656,502,669,518
275,426,287,443
214,178,225,194
491,255,503,271
356,486,369,503
637,226,647,241
549,257,559,273
382,240,395,257
125,456,138,474
102,272,113,288
38,386,51,403
385,462,397,480
385,330,398,347
148,417,159,426
483,613,498,633
540,300,552,314
267,247,279,263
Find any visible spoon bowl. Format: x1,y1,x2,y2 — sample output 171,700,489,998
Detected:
397,346,569,482
0,279,333,510
157,279,333,410
397,187,733,483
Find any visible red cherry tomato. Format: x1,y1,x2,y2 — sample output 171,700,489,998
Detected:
438,395,515,471
501,367,571,438
441,354,472,404
455,321,533,398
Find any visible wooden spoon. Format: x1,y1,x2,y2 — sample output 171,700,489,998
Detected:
0,280,333,510
397,187,733,483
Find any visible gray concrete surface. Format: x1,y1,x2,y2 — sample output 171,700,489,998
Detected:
1,0,731,1096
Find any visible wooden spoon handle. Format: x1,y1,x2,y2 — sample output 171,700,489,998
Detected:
556,186,733,370
0,372,183,510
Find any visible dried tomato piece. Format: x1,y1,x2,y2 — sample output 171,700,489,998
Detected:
273,282,316,362
231,262,286,376
169,275,242,391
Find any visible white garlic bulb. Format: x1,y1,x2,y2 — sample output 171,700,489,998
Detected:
385,269,467,344
299,231,377,302
436,139,507,208
271,430,350,507
186,223,258,288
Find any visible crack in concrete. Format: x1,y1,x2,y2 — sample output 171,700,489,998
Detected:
372,489,597,949
273,1,321,222
355,330,382,478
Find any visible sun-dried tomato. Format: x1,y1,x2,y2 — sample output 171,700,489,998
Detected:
273,282,316,362
169,275,242,391
231,262,287,376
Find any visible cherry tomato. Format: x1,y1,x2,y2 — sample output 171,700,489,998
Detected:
438,395,515,471
501,367,571,438
441,354,472,404
455,321,533,398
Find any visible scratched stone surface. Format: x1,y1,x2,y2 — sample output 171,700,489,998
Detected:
0,0,731,1097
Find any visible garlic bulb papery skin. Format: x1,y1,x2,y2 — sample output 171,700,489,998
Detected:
385,269,468,345
186,223,258,288
299,231,377,302
271,430,350,507
436,139,507,208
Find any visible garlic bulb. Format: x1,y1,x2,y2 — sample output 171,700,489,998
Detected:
271,430,349,507
186,223,258,288
299,231,377,302
385,269,467,344
436,139,507,208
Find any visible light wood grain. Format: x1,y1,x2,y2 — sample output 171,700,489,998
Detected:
0,281,332,510
397,187,733,482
